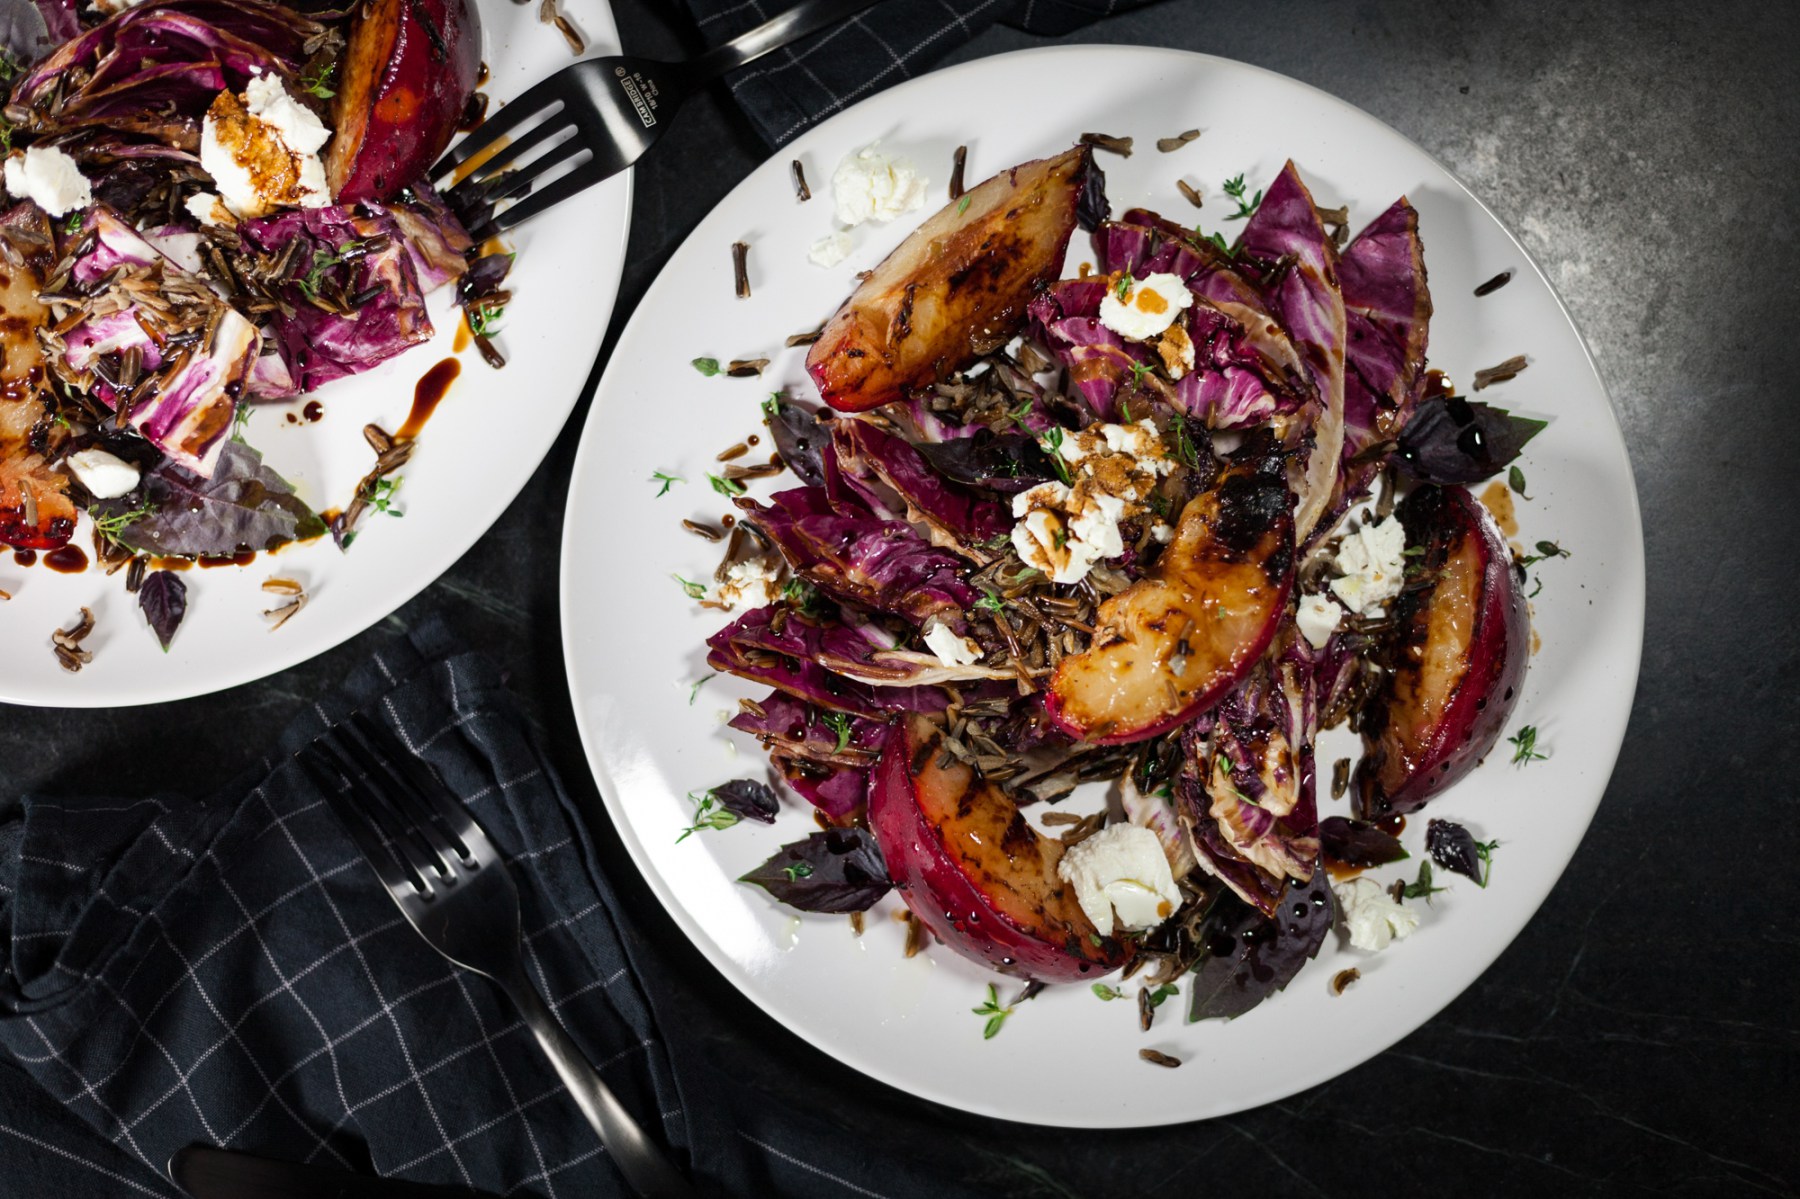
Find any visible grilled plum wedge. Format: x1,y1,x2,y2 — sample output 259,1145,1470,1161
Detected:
807,145,1098,413
1045,454,1295,745
1354,484,1529,819
869,714,1129,982
326,0,481,203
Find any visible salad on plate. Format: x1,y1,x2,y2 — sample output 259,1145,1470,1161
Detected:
680,134,1554,1028
0,0,511,661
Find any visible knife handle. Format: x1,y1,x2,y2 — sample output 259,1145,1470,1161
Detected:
499,969,701,1198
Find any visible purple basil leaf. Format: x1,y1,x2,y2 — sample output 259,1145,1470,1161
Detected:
1319,815,1410,869
91,440,326,558
137,569,187,651
1425,818,1483,884
1074,148,1110,233
768,398,829,489
709,779,779,825
1187,870,1334,1022
914,428,1056,494
740,827,891,913
1396,396,1548,485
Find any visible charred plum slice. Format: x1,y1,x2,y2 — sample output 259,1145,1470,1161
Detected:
1354,484,1529,818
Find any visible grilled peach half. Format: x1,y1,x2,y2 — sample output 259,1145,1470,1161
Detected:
869,714,1129,982
807,145,1098,412
1354,484,1529,819
327,0,481,203
1045,456,1295,745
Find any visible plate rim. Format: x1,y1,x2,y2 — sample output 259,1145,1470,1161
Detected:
558,42,1647,1127
0,0,633,709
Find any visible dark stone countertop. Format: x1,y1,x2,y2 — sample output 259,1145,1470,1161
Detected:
4,0,1795,1193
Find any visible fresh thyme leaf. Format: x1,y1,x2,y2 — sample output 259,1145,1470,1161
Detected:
761,392,781,418
957,194,971,215
1506,724,1548,765
467,303,505,338
63,211,81,236
1170,411,1202,468
675,790,740,842
231,401,252,442
364,476,403,518
1528,575,1542,599
973,591,1004,615
1092,983,1124,1001
650,470,684,497
1508,464,1530,498
1402,860,1446,902
1051,526,1068,550
92,499,155,543
691,357,721,377
1039,427,1072,484
708,473,747,497
821,710,853,754
1221,174,1262,220
687,673,714,705
1475,839,1500,888
1518,540,1571,568
1088,932,1104,948
1146,983,1179,1009
1127,361,1153,387
1005,398,1034,429
674,573,707,600
1114,273,1134,302
782,861,814,882
972,983,1016,1038
299,59,337,99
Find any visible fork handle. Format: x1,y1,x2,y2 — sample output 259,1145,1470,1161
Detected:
500,972,701,1198
689,0,884,82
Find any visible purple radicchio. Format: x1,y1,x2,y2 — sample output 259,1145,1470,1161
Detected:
736,486,975,628
1235,164,1347,543
828,418,1011,553
706,605,950,718
1026,278,1147,421
238,205,433,396
9,0,325,150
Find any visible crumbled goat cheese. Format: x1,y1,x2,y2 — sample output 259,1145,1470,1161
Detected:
708,558,782,610
922,620,982,668
808,231,852,268
830,142,927,227
1058,824,1183,937
1330,515,1407,616
65,449,140,499
1332,877,1420,951
1098,272,1193,341
200,75,331,218
1296,592,1345,648
3,146,93,218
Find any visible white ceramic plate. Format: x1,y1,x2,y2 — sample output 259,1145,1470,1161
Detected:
560,46,1643,1127
0,0,629,707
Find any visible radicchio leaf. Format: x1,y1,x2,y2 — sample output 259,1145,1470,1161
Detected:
1187,869,1333,1022
740,827,891,913
1425,818,1484,884
1396,395,1547,485
92,440,325,558
708,779,779,825
914,428,1056,494
137,569,187,651
1319,815,1409,869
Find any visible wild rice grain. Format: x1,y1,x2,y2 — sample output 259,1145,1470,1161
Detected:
1473,354,1528,390
1331,757,1351,800
725,358,768,377
791,159,811,202
1156,129,1200,152
785,326,824,348
1331,967,1361,995
731,241,750,299
1474,269,1513,297
1176,179,1203,208
716,441,749,462
681,519,723,542
948,145,967,200
1079,132,1133,157
1139,1049,1182,1069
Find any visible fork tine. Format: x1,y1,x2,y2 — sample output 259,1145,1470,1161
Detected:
431,87,566,179
317,730,452,895
450,114,578,193
304,740,428,899
471,137,591,209
483,158,614,236
345,713,479,863
326,724,460,883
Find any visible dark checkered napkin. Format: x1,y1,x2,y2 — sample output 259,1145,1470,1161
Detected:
682,0,1161,145
0,620,983,1198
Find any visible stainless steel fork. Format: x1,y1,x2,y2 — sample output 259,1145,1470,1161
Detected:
434,0,882,235
302,713,699,1199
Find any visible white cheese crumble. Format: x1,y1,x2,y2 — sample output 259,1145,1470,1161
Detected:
922,620,982,668
1098,272,1193,341
1295,592,1345,649
1011,482,1127,586
807,230,852,268
1057,823,1183,937
64,448,140,499
184,193,234,229
1330,515,1407,616
707,558,782,610
1332,877,1420,951
200,75,331,218
3,146,93,218
829,142,927,227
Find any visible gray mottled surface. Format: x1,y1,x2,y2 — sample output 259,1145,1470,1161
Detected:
4,0,1795,1193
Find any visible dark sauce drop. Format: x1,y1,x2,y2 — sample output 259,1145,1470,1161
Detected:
720,514,736,528
1375,813,1406,836
44,545,88,573
459,91,490,132
199,550,255,568
302,399,324,424
12,548,36,566
746,434,760,446
399,358,461,441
